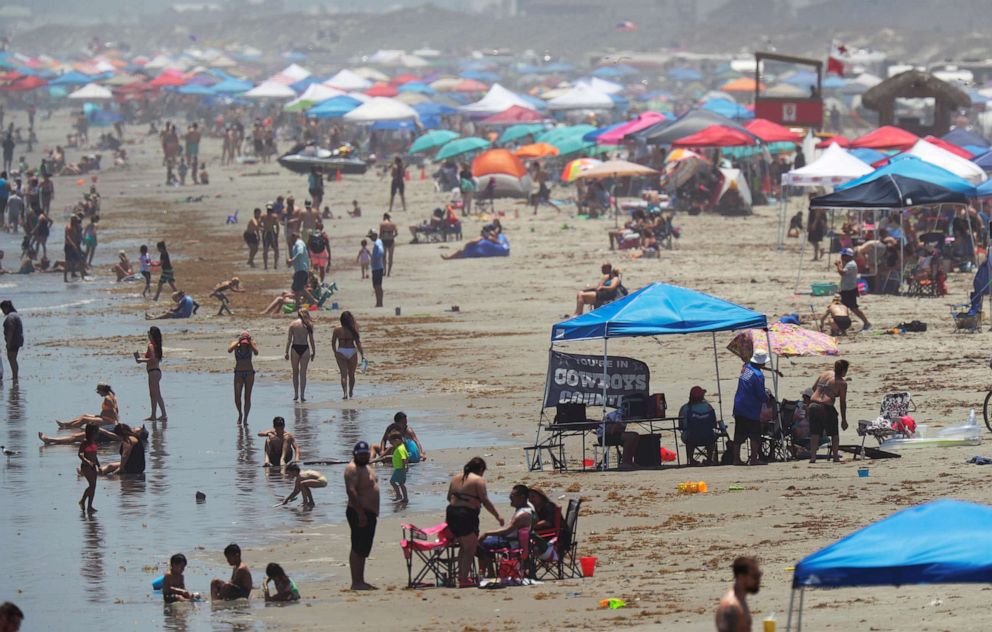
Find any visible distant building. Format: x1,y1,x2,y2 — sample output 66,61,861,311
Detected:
862,70,971,137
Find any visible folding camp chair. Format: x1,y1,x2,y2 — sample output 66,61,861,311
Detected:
855,392,914,458
489,527,533,583
557,499,583,579
400,522,465,588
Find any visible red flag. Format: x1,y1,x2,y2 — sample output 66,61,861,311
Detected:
828,40,848,77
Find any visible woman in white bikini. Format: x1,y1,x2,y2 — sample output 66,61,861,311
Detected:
285,310,316,402
331,311,364,399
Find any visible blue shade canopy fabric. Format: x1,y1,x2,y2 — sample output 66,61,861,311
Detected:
794,500,992,588
848,147,888,165
551,283,767,342
211,78,253,94
50,71,95,86
837,156,976,194
976,179,992,197
943,128,991,149
307,95,362,118
973,150,992,171
701,98,755,120
813,174,970,208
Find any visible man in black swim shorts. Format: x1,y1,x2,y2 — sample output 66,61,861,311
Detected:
344,441,380,590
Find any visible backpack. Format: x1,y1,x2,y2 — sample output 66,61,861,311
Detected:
616,282,629,298
308,232,326,253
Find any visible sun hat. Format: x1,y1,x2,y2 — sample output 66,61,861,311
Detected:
750,350,770,365
840,247,854,257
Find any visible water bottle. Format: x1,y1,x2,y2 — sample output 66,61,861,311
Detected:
968,409,976,426
360,357,368,374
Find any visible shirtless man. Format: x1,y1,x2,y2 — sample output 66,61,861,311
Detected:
378,213,398,277
258,416,300,466
210,277,244,316
819,295,852,336
210,543,253,601
716,557,762,632
260,204,280,270
808,359,849,464
244,208,261,267
344,441,380,590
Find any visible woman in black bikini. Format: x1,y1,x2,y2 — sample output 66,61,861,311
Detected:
331,311,364,400
135,326,167,421
446,457,503,588
228,330,259,423
285,310,315,402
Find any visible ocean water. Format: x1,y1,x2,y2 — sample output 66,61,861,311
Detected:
0,240,507,630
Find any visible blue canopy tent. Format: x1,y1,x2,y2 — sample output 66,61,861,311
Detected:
943,127,991,149
848,147,888,165
531,283,769,470
787,500,992,630
836,156,977,196
972,150,992,172
307,95,362,119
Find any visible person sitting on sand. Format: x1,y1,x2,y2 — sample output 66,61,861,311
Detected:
210,277,244,316
262,563,300,602
476,484,534,577
258,416,300,466
210,543,253,601
819,295,852,336
57,383,119,428
441,219,501,260
112,250,133,281
146,290,198,320
39,424,128,446
163,553,202,603
372,411,426,461
348,199,361,218
99,423,147,476
574,263,620,315
280,463,327,507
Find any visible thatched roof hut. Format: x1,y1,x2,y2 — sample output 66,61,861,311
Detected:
862,70,971,136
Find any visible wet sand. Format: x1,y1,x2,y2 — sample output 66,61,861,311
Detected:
3,111,991,630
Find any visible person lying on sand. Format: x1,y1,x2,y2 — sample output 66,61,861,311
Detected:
39,425,120,445
441,219,501,260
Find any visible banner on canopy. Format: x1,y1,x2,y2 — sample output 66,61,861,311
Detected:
543,350,649,408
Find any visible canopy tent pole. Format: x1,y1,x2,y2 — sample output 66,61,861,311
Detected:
794,210,809,293
712,332,724,422
765,328,778,403
786,587,796,631
797,586,806,631
532,346,554,465
777,178,787,250
601,336,609,416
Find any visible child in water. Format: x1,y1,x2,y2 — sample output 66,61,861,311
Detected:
162,553,202,603
280,463,328,508
262,563,300,602
357,239,371,279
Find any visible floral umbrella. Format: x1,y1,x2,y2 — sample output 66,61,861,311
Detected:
727,322,839,363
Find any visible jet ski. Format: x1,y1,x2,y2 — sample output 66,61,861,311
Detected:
278,142,369,175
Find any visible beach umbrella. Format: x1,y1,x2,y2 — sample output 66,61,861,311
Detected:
175,84,215,96
343,97,418,123
481,106,542,125
307,95,362,118
452,79,489,92
244,81,296,99
0,75,47,91
515,142,559,159
211,78,253,94
365,82,399,97
561,158,602,182
552,135,596,156
398,82,435,95
727,322,839,363
498,123,545,145
325,69,373,91
721,77,764,92
435,136,491,161
68,83,113,100
409,130,460,154
574,159,658,180
430,77,461,91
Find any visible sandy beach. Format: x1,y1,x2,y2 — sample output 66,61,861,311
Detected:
3,109,992,632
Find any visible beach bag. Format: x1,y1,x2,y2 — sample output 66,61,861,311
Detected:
404,438,421,464
898,320,927,332
308,232,326,253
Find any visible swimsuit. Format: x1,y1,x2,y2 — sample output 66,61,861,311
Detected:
120,436,146,474
291,344,310,357
445,504,481,537
234,345,255,379
336,347,357,359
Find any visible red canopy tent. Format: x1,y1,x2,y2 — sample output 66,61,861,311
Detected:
365,83,399,97
745,118,801,143
672,125,756,147
0,76,48,91
480,105,542,124
922,135,974,159
849,126,919,151
148,70,187,88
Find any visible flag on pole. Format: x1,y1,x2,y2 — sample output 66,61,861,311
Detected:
828,40,849,76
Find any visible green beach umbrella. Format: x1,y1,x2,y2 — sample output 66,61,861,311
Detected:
434,136,491,161
552,135,596,156
409,130,460,154
498,123,545,145
536,125,597,145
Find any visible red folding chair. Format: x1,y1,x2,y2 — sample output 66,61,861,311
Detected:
490,527,532,583
400,522,462,588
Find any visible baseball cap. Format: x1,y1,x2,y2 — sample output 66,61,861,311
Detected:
840,247,854,257
353,441,371,455
689,386,706,400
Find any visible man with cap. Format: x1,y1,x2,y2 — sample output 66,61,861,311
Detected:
678,386,722,466
836,247,870,331
344,441,380,590
367,229,385,308
733,351,769,466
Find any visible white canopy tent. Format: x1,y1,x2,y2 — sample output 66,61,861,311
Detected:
244,81,297,99
778,143,874,248
546,83,615,111
268,63,311,85
576,77,623,95
460,83,535,116
342,97,419,123
68,83,113,100
905,139,987,185
325,69,372,91
353,67,389,82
